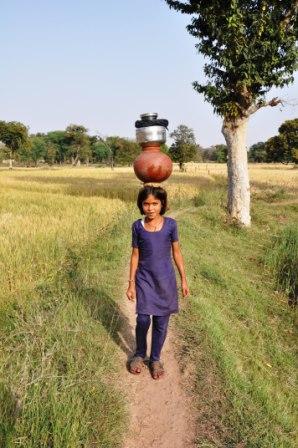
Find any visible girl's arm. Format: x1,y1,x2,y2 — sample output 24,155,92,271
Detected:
172,241,190,298
126,247,139,301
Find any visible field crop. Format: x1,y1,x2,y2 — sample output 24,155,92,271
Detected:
0,164,297,447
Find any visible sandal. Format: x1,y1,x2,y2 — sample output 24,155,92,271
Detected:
129,355,144,374
149,360,165,380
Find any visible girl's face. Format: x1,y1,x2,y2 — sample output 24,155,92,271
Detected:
142,194,162,219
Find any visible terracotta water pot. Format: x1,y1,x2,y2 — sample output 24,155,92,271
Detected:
133,142,173,183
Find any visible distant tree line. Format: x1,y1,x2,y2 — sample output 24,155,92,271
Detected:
201,144,228,163
201,119,298,164
0,118,296,168
248,119,298,163
0,123,142,168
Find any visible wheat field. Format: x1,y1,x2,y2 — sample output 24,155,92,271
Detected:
0,163,297,447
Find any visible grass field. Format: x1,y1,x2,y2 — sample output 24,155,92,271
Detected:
0,163,297,447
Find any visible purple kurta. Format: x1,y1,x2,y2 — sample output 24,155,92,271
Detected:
131,216,179,316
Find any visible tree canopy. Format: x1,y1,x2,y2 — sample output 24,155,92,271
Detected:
165,0,298,226
46,131,68,163
248,118,298,163
169,124,198,170
0,120,29,168
165,1,298,120
265,118,298,163
248,141,267,162
0,121,29,153
65,124,91,165
105,136,140,166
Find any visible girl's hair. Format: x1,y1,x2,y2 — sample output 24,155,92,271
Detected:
137,185,168,215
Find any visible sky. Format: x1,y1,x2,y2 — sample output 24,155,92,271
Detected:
1,0,297,148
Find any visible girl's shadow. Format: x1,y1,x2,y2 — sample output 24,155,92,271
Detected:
80,286,136,362
63,247,137,370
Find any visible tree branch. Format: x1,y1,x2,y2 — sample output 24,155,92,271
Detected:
246,97,284,116
165,0,194,14
280,1,298,30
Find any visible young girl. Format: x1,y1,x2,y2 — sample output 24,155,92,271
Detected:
126,185,189,380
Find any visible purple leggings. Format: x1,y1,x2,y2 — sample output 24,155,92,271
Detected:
134,313,170,362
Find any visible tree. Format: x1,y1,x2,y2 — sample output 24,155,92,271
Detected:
44,141,58,165
17,134,58,166
248,141,267,162
105,136,140,166
265,135,287,162
25,136,47,166
195,144,204,162
263,118,298,163
278,118,298,164
202,146,216,162
0,120,29,169
169,124,197,171
214,144,228,163
165,0,298,226
65,124,91,166
46,131,68,164
201,144,228,162
119,139,140,165
92,140,110,163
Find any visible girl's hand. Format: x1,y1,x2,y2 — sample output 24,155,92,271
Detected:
181,279,190,298
126,285,136,301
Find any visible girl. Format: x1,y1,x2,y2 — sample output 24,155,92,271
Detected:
126,185,189,380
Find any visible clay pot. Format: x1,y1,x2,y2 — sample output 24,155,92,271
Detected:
133,142,173,183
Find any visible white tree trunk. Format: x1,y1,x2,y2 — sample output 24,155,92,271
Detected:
222,117,251,227
72,154,80,166
8,150,13,170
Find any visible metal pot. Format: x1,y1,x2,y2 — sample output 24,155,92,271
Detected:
140,112,158,121
136,125,166,144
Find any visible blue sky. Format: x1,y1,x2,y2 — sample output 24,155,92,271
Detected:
1,0,297,147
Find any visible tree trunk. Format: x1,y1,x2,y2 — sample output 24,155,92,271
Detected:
179,161,185,172
222,117,251,227
9,150,13,170
72,154,80,166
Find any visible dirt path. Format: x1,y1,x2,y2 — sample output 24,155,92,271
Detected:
118,209,197,448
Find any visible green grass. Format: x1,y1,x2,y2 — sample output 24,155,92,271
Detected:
175,188,297,447
264,224,298,305
0,167,297,447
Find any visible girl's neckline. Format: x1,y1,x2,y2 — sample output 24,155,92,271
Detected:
141,216,167,233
